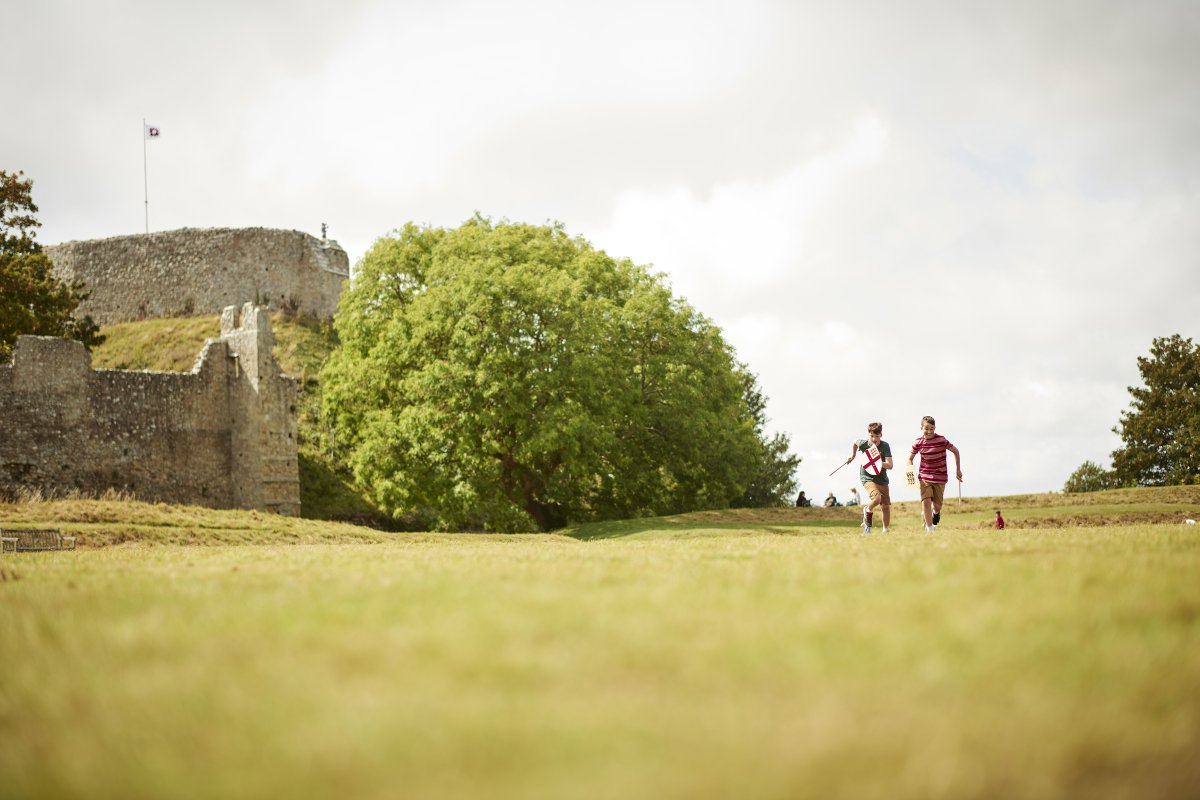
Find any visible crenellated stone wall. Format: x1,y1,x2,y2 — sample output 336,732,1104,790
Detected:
46,227,348,325
0,304,300,515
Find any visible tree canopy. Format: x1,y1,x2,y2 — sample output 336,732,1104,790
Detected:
1062,460,1117,493
1,170,102,362
1109,334,1200,487
321,217,797,531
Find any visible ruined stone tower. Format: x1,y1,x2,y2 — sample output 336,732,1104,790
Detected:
0,303,300,515
45,227,349,325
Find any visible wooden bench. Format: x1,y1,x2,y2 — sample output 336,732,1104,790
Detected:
0,528,76,553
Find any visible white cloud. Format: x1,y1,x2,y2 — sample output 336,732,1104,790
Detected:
592,114,888,311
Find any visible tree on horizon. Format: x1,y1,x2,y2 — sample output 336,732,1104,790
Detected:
0,169,103,362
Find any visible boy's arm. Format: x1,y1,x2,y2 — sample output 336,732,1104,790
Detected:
845,442,858,466
948,444,963,480
881,443,894,471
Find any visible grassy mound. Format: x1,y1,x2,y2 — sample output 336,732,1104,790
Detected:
3,485,1196,548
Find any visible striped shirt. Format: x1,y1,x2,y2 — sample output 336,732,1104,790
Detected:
910,434,955,483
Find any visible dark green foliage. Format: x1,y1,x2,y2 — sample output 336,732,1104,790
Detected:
322,217,796,531
1110,335,1200,487
0,170,103,362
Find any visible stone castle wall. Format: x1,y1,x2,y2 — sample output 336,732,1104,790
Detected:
46,227,349,325
0,304,300,515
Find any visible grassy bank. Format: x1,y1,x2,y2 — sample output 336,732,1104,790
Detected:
2,490,1199,798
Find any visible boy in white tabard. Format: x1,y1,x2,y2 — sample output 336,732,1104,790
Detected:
839,421,893,534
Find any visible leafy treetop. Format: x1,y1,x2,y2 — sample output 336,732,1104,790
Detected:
0,170,103,362
1110,334,1200,487
322,217,797,531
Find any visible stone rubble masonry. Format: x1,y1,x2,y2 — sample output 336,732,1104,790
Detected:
0,303,301,515
45,227,349,325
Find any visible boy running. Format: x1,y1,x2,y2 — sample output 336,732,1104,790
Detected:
907,416,963,532
840,421,893,534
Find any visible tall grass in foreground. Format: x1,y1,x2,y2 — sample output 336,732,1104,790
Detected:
2,522,1198,799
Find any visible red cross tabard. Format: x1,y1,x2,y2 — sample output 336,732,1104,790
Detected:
861,444,883,476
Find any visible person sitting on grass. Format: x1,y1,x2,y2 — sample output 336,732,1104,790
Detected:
824,492,838,508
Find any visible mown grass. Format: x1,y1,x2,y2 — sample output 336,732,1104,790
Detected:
2,490,1199,799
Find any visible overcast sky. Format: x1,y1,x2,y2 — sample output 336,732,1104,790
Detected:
6,0,1198,501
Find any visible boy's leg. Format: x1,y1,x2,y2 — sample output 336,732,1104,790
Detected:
920,482,935,529
863,481,887,532
879,483,892,529
867,483,883,511
930,484,946,527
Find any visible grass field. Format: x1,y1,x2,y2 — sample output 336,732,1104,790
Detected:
2,489,1199,799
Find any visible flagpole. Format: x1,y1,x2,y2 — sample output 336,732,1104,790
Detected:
143,118,149,234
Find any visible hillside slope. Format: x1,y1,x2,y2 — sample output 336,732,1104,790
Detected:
3,485,1196,547
566,484,1200,539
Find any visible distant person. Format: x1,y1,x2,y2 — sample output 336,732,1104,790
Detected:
847,486,860,506
841,421,893,534
796,491,812,508
824,492,838,508
995,510,1005,530
907,415,963,533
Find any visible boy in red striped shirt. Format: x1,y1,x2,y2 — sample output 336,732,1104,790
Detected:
907,415,963,532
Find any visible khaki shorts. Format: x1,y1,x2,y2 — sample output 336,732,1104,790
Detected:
920,481,945,504
863,481,890,507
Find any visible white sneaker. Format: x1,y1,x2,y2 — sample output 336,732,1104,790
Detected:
862,523,872,535
882,526,889,533
924,525,932,533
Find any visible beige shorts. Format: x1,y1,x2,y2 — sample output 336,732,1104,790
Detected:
920,481,945,504
863,481,890,506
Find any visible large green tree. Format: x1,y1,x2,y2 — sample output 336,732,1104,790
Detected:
322,217,796,531
1109,334,1200,486
1,170,102,362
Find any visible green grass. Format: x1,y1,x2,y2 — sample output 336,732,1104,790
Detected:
89,312,334,379
89,315,221,372
2,490,1199,798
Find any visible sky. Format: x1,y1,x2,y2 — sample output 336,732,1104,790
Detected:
5,0,1198,501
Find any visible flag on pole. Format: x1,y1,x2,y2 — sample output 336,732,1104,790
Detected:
144,124,161,139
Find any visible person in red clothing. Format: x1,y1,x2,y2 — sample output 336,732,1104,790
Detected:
995,510,1005,529
906,415,963,532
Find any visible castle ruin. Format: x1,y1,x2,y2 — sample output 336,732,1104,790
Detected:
46,227,349,325
0,303,302,515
